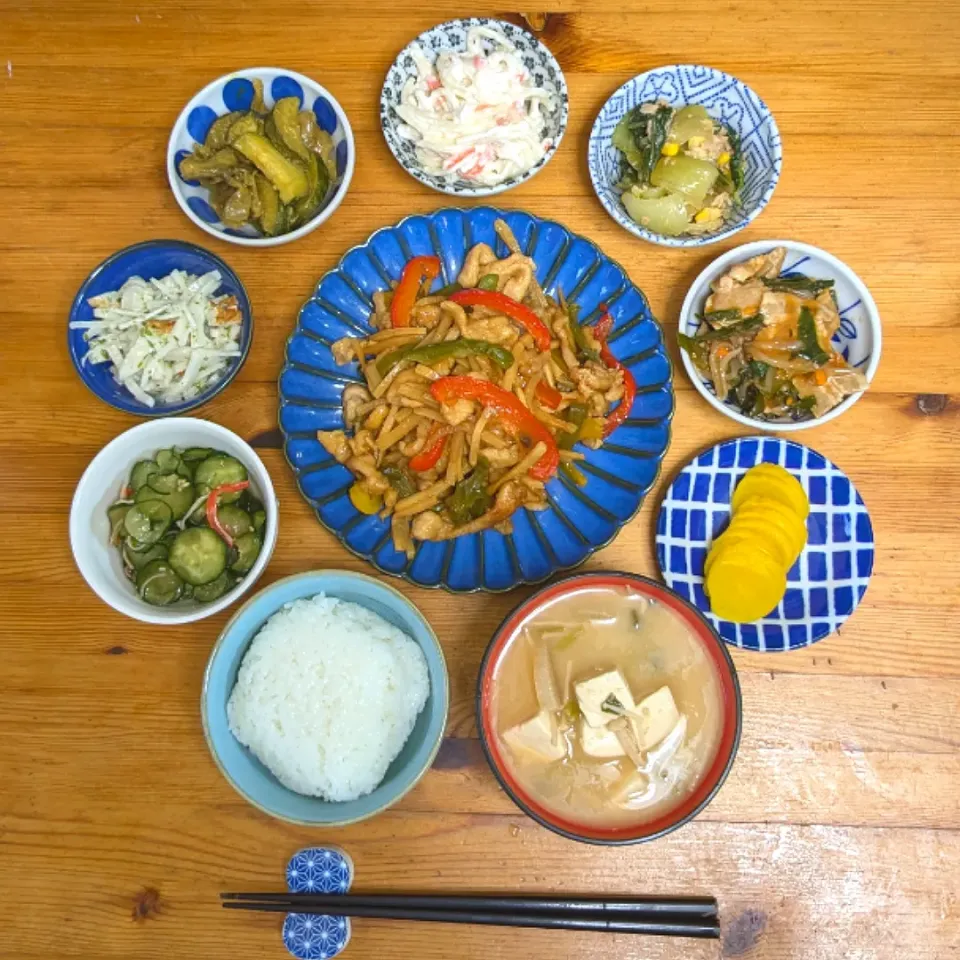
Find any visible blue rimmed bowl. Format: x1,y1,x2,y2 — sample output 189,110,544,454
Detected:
68,239,252,416
278,207,674,593
167,68,355,247
588,65,782,247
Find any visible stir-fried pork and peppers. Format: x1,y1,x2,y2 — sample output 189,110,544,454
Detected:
318,218,636,557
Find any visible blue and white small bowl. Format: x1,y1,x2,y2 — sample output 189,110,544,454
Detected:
588,65,782,247
167,68,355,247
68,239,252,416
679,240,882,431
656,435,875,651
381,18,568,197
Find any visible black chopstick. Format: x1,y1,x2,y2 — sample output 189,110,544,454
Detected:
222,891,717,919
222,899,718,938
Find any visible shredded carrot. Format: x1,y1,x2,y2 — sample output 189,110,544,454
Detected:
814,369,828,386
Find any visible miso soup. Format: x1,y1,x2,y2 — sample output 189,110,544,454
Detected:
491,585,725,830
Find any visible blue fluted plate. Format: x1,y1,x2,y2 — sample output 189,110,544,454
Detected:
656,436,875,651
283,846,352,960
279,207,674,592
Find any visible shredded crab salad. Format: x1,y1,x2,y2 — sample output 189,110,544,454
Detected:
394,26,559,186
71,270,243,408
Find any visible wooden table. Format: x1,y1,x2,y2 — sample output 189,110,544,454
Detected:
2,2,959,957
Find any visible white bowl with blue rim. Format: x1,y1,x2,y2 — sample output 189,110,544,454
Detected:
68,239,252,416
380,17,568,197
588,64,782,247
678,240,882,431
167,68,355,247
656,435,875,651
201,570,449,826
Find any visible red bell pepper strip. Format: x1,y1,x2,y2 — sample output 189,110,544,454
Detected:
592,310,636,438
408,426,451,472
534,381,563,411
206,480,250,548
391,255,442,328
430,376,559,480
448,289,552,352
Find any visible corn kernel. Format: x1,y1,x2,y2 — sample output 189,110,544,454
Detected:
660,142,680,156
694,208,720,223
718,152,731,166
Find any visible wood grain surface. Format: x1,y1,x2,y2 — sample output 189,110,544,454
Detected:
2,2,959,958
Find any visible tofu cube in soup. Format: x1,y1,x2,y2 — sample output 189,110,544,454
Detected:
575,669,636,728
580,718,627,759
628,685,681,751
503,710,566,762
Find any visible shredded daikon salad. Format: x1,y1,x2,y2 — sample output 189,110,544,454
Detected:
394,26,559,186
71,270,243,407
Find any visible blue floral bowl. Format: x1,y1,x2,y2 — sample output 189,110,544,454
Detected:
67,239,252,416
202,571,449,826
278,206,674,593
167,68,355,247
588,64,782,247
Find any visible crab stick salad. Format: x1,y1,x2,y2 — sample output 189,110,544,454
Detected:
393,26,559,186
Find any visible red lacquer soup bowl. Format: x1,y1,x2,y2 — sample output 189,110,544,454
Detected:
476,571,742,844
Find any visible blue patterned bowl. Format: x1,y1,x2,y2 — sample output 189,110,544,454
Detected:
167,68,354,247
381,18,568,197
279,207,674,592
656,436,875,651
678,240,882,431
68,240,252,415
202,571,449,826
588,65,782,247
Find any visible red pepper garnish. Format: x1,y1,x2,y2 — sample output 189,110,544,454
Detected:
391,255,442,328
449,289,552,352
206,480,250,548
408,426,451,472
430,376,559,480
592,310,636,438
535,381,563,411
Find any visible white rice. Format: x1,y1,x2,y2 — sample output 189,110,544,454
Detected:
227,593,430,802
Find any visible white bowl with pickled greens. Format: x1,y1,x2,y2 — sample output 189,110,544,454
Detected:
70,419,278,624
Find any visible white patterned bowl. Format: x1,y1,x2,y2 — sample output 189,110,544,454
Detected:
588,64,782,247
167,68,355,247
678,240,882,431
380,18,568,197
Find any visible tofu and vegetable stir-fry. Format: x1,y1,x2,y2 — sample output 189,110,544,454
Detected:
680,246,868,421
317,218,636,557
178,79,337,238
107,447,266,606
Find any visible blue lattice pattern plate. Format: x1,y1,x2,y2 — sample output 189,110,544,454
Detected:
167,68,354,247
282,847,353,960
678,240,882,431
656,436,874,651
279,207,674,592
588,65,782,247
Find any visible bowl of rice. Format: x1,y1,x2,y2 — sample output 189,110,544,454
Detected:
202,570,449,825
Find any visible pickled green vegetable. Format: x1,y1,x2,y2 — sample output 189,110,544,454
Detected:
621,191,691,236
254,174,283,236
107,502,130,543
230,532,262,574
298,111,337,180
192,571,232,603
136,560,183,606
136,475,195,520
651,155,719,207
169,527,227,586
201,111,243,152
130,460,160,491
178,148,241,182
252,509,267,533
123,500,172,544
123,541,169,572
272,97,311,161
216,504,253,540
668,105,713,144
193,454,247,501
233,133,308,203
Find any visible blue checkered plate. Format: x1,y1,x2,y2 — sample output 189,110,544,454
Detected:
655,436,874,651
